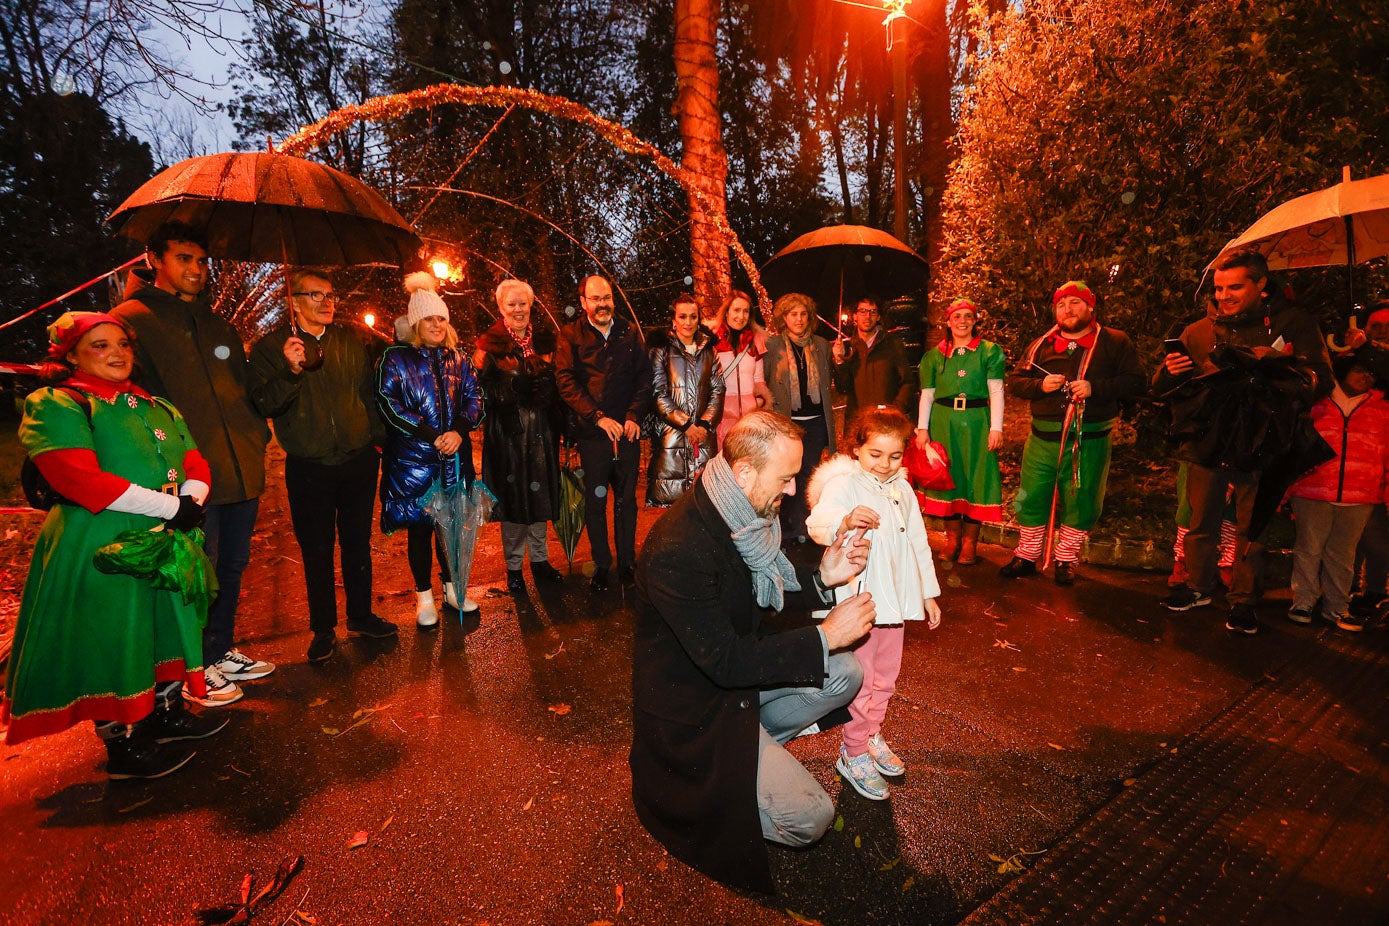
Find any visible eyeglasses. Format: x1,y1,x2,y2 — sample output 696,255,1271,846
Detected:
855,308,880,316
292,290,337,303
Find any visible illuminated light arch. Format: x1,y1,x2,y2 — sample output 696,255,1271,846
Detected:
277,83,771,316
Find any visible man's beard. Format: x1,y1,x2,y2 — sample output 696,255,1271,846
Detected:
1058,316,1092,334
755,497,784,519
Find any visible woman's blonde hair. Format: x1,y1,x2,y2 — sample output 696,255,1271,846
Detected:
495,278,534,307
771,292,817,336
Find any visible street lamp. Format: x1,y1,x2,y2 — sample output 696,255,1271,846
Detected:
363,312,376,327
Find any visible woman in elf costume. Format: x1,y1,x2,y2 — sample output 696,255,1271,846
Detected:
3,312,224,779
915,298,1006,564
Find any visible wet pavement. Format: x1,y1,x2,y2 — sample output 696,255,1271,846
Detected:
2,457,1387,925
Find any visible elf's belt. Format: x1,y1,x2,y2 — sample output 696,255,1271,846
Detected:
935,396,987,410
1031,424,1112,442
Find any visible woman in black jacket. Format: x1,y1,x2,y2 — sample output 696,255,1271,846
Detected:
473,279,565,593
646,294,725,507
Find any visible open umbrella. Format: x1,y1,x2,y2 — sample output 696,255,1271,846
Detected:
554,441,586,573
421,456,496,619
760,224,928,333
1209,167,1389,313
106,150,421,267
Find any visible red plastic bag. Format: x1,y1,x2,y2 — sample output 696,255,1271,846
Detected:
904,441,954,491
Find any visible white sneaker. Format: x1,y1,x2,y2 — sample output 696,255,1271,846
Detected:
416,590,439,629
183,665,244,708
213,648,275,681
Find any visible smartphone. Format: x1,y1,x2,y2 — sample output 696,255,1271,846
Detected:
1163,338,1188,356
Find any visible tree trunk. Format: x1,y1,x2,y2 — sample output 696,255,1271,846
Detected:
914,0,954,263
674,0,730,310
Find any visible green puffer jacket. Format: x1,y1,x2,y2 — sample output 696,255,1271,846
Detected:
111,284,270,505
248,322,385,465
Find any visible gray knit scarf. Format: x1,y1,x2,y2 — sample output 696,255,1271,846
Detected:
700,453,801,610
785,332,823,411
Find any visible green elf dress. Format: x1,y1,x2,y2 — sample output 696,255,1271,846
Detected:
918,337,1006,521
3,375,210,745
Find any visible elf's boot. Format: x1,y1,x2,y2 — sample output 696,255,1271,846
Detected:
940,520,962,562
142,682,228,743
97,720,195,780
957,521,982,566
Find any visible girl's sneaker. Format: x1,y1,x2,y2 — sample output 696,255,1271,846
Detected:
866,732,906,777
837,745,890,800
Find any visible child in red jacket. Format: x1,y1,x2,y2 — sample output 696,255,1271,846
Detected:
1288,351,1389,631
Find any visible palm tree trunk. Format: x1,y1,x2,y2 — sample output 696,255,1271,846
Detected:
674,0,730,309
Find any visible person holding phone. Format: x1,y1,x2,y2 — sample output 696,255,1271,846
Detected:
1153,250,1332,634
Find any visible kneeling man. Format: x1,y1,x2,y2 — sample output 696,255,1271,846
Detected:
631,410,876,892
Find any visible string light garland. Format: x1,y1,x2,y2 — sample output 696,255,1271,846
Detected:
277,84,773,318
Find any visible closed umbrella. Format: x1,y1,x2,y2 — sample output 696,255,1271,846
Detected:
421,456,496,620
554,442,586,573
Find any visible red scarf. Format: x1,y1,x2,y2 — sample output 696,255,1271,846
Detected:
509,325,534,358
64,370,153,403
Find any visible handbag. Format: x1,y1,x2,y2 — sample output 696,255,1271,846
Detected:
904,441,954,492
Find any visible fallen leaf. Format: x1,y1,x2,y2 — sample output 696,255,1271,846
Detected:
380,815,393,832
656,860,668,872
879,857,901,871
833,814,844,832
549,704,572,716
993,639,1021,651
853,835,861,849
545,643,565,660
309,698,328,708
901,876,915,892
786,912,824,925
346,831,369,850
1047,743,1066,751
586,921,614,926
1012,666,1027,672
229,764,251,777
321,727,340,735
522,797,534,811
294,913,318,925
119,796,153,813
1123,778,1137,787
614,883,624,916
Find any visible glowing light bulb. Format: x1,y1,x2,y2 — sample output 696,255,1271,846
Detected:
431,260,452,280
363,312,376,327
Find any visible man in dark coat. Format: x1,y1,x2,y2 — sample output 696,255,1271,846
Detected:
1155,249,1332,634
554,274,653,591
830,295,916,428
112,221,273,709
632,410,876,893
248,269,395,662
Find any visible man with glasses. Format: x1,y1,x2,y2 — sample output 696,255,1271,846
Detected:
555,274,653,592
830,295,916,431
113,221,274,709
249,269,395,662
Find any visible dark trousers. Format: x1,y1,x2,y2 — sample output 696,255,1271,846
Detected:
284,447,379,632
407,521,451,590
577,435,641,570
201,497,261,663
1355,503,1388,596
1185,463,1262,606
780,416,830,543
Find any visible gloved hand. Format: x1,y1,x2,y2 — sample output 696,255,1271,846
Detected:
165,494,205,531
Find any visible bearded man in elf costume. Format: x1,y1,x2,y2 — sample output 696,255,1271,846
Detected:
1000,282,1147,585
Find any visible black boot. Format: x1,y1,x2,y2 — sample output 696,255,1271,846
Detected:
999,556,1038,579
506,569,526,593
97,721,195,780
142,682,229,743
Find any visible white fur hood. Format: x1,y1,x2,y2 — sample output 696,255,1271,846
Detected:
804,454,908,511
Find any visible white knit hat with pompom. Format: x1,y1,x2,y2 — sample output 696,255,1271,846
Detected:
404,271,448,327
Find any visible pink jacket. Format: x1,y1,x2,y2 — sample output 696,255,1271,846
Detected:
1290,389,1389,505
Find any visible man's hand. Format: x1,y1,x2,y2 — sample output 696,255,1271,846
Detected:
831,339,847,363
282,336,307,374
622,418,642,441
597,416,624,442
924,597,942,630
434,430,462,455
686,424,708,445
821,592,876,650
987,429,1003,451
1066,379,1092,401
1041,373,1068,393
839,505,880,535
1163,352,1194,376
818,527,869,587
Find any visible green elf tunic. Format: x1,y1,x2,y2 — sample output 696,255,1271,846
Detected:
918,338,1005,521
3,379,209,745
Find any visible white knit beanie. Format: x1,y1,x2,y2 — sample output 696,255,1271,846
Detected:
404,271,448,327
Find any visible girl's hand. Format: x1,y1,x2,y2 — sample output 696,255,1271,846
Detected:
924,597,942,629
987,429,1003,451
840,506,880,534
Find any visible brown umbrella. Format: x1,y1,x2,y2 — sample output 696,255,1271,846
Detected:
106,151,420,267
761,224,928,338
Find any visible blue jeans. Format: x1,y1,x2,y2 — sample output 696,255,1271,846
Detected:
202,497,261,663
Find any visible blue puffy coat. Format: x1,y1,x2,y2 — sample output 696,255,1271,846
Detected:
376,345,483,533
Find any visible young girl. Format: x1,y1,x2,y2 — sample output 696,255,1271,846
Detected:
806,406,942,800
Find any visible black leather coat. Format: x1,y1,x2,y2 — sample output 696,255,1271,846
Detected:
645,327,724,507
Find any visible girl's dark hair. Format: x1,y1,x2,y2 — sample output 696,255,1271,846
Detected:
843,405,914,454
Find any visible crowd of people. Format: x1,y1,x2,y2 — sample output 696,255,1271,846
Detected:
3,222,1387,892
